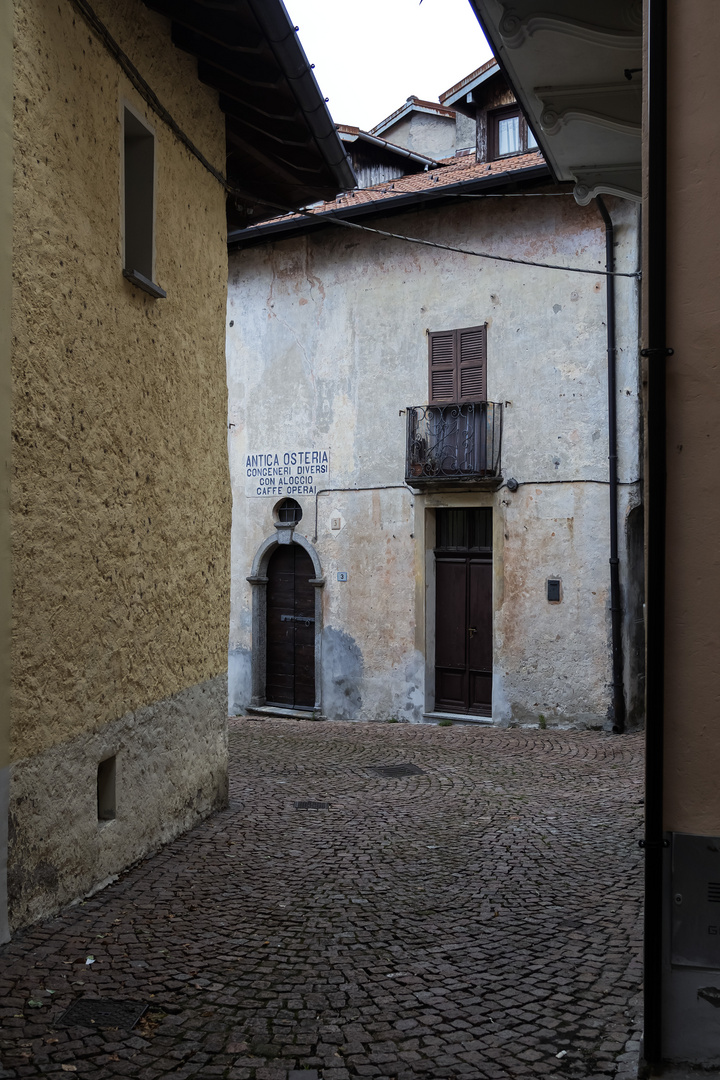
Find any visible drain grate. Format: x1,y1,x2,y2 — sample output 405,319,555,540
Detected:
369,764,425,778
293,800,329,810
58,999,149,1030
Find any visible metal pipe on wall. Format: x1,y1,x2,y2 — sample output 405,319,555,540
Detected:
595,195,625,735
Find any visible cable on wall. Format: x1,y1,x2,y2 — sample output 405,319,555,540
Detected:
318,215,641,279
68,0,308,216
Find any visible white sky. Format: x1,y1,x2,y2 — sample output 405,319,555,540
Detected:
285,0,493,131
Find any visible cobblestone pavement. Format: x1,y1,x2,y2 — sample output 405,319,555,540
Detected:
1,720,644,1080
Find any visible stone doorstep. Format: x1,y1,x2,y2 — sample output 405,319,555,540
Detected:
422,712,494,726
246,706,328,722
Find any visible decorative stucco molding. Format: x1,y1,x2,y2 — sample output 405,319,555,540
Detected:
497,1,641,50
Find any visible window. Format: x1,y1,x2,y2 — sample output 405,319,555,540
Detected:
428,325,487,403
436,508,492,551
497,113,520,156
122,106,165,298
489,105,537,160
97,755,116,822
276,498,302,524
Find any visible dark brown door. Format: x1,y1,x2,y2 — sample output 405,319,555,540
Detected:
266,545,315,709
434,509,492,716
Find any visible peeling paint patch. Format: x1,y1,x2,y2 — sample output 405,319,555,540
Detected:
322,627,363,721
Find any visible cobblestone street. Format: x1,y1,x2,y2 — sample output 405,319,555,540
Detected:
1,720,644,1080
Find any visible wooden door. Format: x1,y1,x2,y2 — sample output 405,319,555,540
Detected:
434,509,492,716
266,545,315,709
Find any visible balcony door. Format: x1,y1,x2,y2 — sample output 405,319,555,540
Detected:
434,508,492,717
266,544,315,708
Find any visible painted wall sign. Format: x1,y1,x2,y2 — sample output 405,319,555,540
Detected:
244,449,330,497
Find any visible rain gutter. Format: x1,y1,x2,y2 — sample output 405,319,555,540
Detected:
245,0,356,193
596,195,625,734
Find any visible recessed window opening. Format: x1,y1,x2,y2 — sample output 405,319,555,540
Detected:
123,107,155,283
276,498,302,524
435,507,492,551
97,755,116,822
497,114,520,156
489,105,536,161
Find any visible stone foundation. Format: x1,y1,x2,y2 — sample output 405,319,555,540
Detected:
8,675,227,930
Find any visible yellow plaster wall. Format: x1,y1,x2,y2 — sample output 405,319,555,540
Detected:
662,1,720,833
12,0,231,761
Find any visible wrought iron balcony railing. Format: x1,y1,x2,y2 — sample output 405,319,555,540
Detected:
405,401,503,484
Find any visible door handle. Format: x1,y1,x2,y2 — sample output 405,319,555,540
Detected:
468,626,477,637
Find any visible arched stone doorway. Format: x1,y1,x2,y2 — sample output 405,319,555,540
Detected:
246,526,324,713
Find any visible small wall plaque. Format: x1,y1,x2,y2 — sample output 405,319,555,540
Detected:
337,571,348,582
547,578,561,602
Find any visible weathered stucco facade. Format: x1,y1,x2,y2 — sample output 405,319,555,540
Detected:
10,0,230,927
227,187,641,729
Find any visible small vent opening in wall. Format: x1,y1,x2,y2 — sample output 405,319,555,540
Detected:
97,756,116,822
708,882,720,903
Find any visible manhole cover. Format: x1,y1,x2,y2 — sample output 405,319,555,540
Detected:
58,999,148,1029
293,800,329,810
369,764,425,778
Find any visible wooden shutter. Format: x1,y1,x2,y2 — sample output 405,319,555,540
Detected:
428,329,456,403
458,325,487,402
428,325,487,403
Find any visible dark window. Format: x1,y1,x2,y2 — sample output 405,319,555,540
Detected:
436,508,492,551
489,105,537,160
97,756,116,822
428,324,487,404
277,498,302,524
123,108,154,279
123,108,165,298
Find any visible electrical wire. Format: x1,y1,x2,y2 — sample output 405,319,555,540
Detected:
499,478,642,488
457,192,575,198
319,215,640,279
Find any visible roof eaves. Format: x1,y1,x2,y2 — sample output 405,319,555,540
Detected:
440,59,500,108
440,58,500,104
245,0,356,194
228,160,551,248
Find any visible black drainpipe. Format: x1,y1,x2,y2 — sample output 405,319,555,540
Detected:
641,0,671,1066
596,195,625,735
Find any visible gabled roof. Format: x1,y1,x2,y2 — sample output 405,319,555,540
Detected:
141,0,356,225
369,96,457,138
229,149,549,248
440,58,500,108
337,125,441,169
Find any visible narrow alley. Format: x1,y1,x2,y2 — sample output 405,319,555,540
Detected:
0,720,644,1080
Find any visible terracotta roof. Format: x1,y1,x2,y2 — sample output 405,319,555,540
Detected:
230,150,547,243
440,58,499,104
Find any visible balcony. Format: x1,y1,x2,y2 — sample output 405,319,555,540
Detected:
405,401,503,489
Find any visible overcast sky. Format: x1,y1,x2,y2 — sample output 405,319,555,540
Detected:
285,0,492,131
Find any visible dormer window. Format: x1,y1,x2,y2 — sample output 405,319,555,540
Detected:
489,105,537,160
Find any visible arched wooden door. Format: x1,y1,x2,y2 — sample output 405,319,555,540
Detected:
266,544,315,708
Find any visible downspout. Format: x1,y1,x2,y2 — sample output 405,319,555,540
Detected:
596,195,625,735
641,0,671,1067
